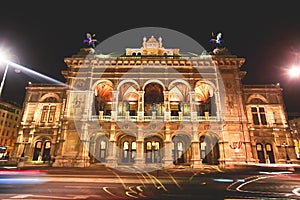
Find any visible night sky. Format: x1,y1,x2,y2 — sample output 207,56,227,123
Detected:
0,1,300,116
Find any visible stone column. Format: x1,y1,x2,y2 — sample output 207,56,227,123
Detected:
191,128,202,168
152,111,157,120
189,91,197,121
162,126,173,168
76,123,90,167
178,112,183,121
111,90,119,122
99,111,104,120
163,91,170,121
137,91,145,121
106,124,118,168
134,127,145,167
125,111,130,120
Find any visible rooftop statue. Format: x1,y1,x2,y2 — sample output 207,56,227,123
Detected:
83,33,98,49
209,32,231,55
209,32,224,49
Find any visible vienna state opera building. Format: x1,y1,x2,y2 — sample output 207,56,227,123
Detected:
11,34,297,169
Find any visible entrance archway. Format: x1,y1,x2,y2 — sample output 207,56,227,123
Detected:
32,140,51,161
89,134,108,163
145,136,163,163
199,134,219,164
119,135,136,163
172,134,191,165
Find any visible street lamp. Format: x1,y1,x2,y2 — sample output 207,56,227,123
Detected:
288,66,300,78
0,63,9,97
0,51,14,97
281,141,290,163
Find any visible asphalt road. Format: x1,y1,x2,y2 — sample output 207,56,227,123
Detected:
1,165,300,199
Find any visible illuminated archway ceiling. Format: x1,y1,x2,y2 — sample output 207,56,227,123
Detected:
169,83,190,102
95,81,113,102
124,92,139,101
118,83,139,101
195,83,213,102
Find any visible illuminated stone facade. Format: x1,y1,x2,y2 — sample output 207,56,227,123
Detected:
0,99,22,158
11,36,297,168
289,118,300,160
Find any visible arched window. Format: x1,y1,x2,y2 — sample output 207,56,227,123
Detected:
265,143,275,163
145,140,160,163
99,140,107,162
131,141,136,162
33,140,51,161
200,139,206,162
33,141,42,161
256,143,265,163
122,141,130,163
43,141,51,161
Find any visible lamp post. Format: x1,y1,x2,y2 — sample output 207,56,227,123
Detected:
281,141,290,163
0,63,9,97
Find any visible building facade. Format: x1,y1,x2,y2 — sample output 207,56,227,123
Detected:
11,36,297,168
289,117,300,160
0,99,22,159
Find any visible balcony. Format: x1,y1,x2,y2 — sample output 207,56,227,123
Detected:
90,115,218,122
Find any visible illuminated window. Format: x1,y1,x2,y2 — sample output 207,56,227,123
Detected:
123,141,129,150
48,106,56,122
41,105,56,123
154,141,159,150
147,141,152,150
100,141,106,150
131,141,136,150
178,142,183,151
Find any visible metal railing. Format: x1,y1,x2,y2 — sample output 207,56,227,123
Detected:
90,115,219,122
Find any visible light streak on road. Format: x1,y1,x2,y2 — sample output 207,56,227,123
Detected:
163,170,183,190
292,187,300,196
125,186,140,198
106,168,127,189
103,187,125,199
227,174,297,197
133,166,168,192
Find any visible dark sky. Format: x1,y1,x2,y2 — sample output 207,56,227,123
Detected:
0,1,300,115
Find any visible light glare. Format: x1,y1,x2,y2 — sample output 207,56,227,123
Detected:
288,66,300,78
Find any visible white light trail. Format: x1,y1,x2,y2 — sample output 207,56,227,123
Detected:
3,59,65,85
